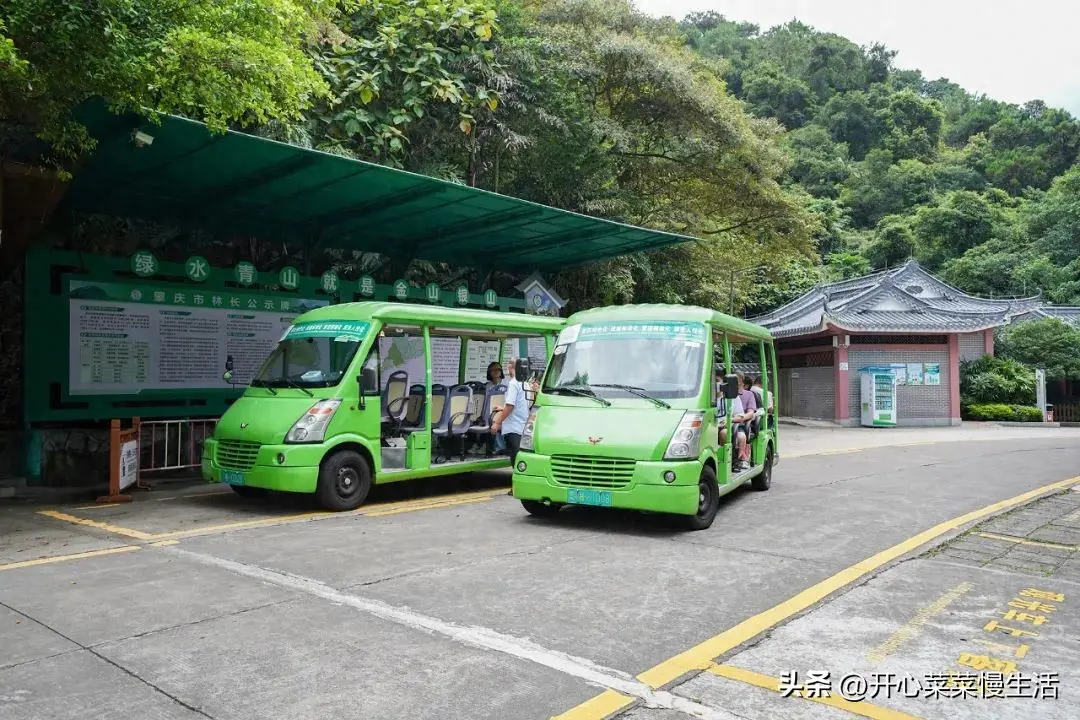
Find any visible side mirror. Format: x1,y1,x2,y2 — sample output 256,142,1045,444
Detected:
223,355,235,384
723,374,740,400
515,358,531,382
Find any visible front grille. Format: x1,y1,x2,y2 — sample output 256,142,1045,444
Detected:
551,455,635,489
216,440,261,471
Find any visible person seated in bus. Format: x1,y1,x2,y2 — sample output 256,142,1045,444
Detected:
734,373,757,470
482,361,507,456
717,388,753,470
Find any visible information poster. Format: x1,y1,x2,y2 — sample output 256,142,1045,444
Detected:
501,336,549,381
923,363,941,386
464,340,501,382
68,280,325,395
905,362,924,386
892,366,907,385
431,337,462,385
378,336,461,388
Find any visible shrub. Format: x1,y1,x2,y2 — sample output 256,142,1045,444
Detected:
1011,405,1046,423
959,355,1036,406
964,403,1016,421
963,403,1044,422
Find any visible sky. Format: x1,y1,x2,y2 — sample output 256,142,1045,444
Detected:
633,0,1080,118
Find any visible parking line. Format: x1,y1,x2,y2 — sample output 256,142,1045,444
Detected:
38,488,509,542
36,510,157,540
0,545,141,572
554,475,1080,719
976,531,1077,551
364,495,493,516
706,664,918,720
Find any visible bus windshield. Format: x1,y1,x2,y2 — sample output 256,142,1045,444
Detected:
543,322,706,400
252,336,362,389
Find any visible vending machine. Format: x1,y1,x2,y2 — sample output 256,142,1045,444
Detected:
859,366,899,427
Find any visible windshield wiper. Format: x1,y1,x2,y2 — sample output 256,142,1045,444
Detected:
257,377,314,397
250,379,278,395
590,384,671,409
548,384,611,406
280,377,315,397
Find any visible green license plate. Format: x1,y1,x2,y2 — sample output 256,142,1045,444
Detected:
566,488,612,507
221,470,245,485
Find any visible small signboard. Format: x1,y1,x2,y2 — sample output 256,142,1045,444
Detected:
118,439,139,491
923,363,941,386
515,273,566,316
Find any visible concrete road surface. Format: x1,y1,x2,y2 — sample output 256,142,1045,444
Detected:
2,427,1079,720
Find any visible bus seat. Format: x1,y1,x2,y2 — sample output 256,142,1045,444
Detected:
433,385,473,462
399,384,426,433
429,384,449,430
382,370,410,422
469,384,506,434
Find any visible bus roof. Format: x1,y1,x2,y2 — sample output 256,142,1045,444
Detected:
293,301,565,333
565,304,773,342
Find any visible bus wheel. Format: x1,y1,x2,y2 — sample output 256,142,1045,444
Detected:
752,447,773,491
316,450,373,511
229,485,268,499
521,500,562,518
683,465,719,531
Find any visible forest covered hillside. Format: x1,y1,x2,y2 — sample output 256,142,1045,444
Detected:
2,0,1078,316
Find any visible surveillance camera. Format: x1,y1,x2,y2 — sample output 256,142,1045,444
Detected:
132,130,154,147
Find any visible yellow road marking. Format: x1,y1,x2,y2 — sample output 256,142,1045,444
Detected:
867,582,974,664
0,545,141,572
74,503,125,510
150,539,180,547
364,495,493,517
156,489,233,501
550,690,636,720
40,488,507,542
707,664,920,720
36,510,157,540
556,475,1080,718
976,531,1077,551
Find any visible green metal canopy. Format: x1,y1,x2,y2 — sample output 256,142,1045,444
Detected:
66,102,696,271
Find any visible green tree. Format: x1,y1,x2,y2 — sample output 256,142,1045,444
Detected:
741,61,816,128
306,0,503,167
911,190,995,266
862,215,916,269
783,125,851,198
0,0,329,167
997,318,1080,379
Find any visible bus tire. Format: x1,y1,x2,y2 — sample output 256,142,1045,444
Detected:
752,446,773,491
316,450,373,511
521,500,562,518
683,465,719,531
229,485,268,499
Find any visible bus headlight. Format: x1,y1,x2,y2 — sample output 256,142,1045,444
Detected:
285,399,341,443
663,411,704,460
520,408,538,451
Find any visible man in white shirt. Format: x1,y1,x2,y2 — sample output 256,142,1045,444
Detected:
491,357,531,465
752,376,774,430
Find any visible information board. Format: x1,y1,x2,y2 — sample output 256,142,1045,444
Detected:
464,340,501,382
67,280,325,395
378,336,461,388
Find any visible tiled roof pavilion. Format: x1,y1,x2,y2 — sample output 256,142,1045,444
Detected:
749,258,1044,338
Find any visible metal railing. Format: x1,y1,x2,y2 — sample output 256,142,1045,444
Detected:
139,418,218,479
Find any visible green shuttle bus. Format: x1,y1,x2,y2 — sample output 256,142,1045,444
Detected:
201,302,564,510
511,304,779,530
